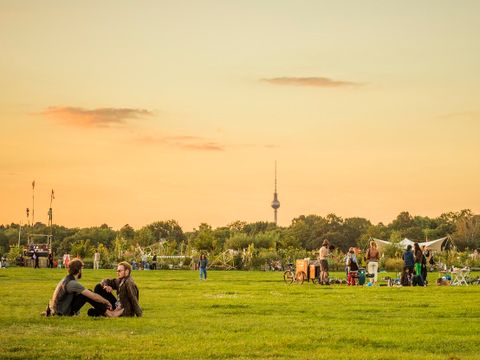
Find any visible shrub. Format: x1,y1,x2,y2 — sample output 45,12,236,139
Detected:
384,258,403,272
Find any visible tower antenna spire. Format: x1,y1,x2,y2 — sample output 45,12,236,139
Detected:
271,161,280,225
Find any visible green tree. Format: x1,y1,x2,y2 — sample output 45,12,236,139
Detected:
189,223,216,251
71,239,93,258
134,226,155,247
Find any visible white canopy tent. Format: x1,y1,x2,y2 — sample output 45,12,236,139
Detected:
372,237,450,253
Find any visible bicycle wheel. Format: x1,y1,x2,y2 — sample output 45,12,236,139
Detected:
296,271,306,284
283,270,294,284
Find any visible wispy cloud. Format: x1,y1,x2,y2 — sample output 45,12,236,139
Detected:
139,135,225,151
437,111,479,121
261,76,361,88
40,106,154,128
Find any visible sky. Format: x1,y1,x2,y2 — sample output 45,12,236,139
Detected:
1,0,480,231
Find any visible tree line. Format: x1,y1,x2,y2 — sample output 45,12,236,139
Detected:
1,210,479,262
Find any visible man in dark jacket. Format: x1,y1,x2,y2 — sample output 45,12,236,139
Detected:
90,261,142,317
402,245,415,274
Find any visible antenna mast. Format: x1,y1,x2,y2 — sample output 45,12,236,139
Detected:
271,161,280,225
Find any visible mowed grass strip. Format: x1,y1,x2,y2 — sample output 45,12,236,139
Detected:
0,268,479,360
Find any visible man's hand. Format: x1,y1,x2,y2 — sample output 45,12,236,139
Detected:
103,285,113,293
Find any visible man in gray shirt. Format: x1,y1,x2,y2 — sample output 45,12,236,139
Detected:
46,258,119,317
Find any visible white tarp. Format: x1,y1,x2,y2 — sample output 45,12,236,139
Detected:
373,237,449,252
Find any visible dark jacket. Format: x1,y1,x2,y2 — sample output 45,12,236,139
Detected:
403,250,415,267
198,258,208,269
102,276,142,317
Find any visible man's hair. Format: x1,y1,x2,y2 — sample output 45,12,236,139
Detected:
118,261,132,275
68,258,84,276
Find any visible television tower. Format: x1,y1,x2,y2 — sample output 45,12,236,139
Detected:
271,161,280,225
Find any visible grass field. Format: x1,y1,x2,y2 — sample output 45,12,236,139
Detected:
0,268,479,360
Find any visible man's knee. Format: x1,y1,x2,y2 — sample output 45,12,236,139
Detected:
94,283,104,294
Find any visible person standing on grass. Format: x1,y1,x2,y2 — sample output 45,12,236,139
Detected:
198,254,208,280
90,261,142,317
48,251,54,268
33,249,39,268
45,258,120,317
63,253,70,269
141,253,148,270
421,245,428,284
318,239,330,285
151,253,157,270
403,245,414,274
414,242,423,280
366,240,380,285
93,250,100,270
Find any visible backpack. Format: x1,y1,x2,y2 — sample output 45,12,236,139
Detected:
348,257,359,271
412,275,425,287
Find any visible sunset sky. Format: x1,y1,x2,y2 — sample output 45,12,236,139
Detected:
1,1,479,231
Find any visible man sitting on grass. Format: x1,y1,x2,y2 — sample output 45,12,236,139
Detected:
45,258,122,317
88,261,142,317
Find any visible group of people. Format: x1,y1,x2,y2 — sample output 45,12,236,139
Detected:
319,240,381,286
45,259,142,318
343,241,380,286
401,243,433,286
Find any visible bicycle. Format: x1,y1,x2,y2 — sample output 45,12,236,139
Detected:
283,263,306,284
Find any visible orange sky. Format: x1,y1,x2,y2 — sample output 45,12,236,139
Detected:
1,1,479,230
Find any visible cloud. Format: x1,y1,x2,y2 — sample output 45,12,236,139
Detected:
261,76,360,88
41,106,153,128
438,111,479,121
139,135,225,151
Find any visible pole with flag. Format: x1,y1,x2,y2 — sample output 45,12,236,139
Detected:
32,180,35,227
48,189,55,232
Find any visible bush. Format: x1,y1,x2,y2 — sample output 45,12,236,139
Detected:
251,249,280,270
384,258,403,272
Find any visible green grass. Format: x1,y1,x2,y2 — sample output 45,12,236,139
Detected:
0,268,479,360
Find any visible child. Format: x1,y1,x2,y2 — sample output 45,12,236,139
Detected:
346,248,359,286
400,267,413,286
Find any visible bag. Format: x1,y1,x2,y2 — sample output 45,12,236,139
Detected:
349,260,358,272
412,275,424,287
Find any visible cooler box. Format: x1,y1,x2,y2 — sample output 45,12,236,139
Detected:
296,259,308,277
309,263,320,280
358,268,366,285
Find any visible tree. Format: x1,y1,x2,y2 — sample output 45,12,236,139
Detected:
134,226,155,247
189,223,216,251
452,210,480,250
119,224,135,244
70,239,93,258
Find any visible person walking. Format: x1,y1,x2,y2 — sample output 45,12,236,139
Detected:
198,254,208,280
366,241,380,284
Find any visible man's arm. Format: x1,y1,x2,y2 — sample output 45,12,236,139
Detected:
81,289,112,310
